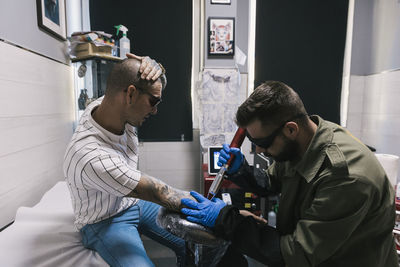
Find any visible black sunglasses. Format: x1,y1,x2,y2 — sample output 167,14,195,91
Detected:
140,90,162,107
246,114,306,149
246,124,284,149
135,86,162,107
125,85,162,107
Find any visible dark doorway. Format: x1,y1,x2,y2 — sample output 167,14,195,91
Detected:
255,0,349,124
90,0,193,141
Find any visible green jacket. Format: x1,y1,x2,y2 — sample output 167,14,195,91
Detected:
215,116,397,267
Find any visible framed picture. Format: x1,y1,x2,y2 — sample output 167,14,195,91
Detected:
208,17,235,56
210,0,231,4
36,0,67,40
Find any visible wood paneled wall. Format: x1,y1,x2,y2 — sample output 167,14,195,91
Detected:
0,41,74,228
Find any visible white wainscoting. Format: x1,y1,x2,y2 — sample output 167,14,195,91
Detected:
0,41,75,228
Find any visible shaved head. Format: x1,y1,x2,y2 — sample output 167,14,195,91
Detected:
105,58,166,96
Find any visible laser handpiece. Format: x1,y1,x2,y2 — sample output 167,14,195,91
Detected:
207,128,246,200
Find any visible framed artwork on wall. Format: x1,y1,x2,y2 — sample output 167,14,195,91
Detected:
210,0,231,4
36,0,67,40
208,17,235,56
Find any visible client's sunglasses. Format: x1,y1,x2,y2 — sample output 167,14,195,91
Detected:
140,90,162,107
125,85,162,107
135,86,162,107
246,114,306,149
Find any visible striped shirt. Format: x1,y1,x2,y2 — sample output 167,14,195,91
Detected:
63,97,141,230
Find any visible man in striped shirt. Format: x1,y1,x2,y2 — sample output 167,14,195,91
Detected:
63,54,193,267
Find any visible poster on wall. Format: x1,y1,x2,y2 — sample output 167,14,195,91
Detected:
208,17,235,56
36,0,67,40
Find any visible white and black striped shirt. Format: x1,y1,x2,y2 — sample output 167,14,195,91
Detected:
63,97,141,230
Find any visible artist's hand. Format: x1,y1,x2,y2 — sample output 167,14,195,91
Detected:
239,210,267,224
181,191,226,228
126,53,164,81
218,143,244,174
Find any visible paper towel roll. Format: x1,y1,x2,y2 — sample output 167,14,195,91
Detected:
375,153,400,187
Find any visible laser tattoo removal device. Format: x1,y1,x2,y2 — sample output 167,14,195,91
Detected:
207,127,246,200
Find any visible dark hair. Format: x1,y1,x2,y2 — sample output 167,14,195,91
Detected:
105,58,167,96
236,81,307,127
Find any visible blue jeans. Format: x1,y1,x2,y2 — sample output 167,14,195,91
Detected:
80,200,185,267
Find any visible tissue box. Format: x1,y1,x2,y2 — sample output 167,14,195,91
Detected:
74,42,112,58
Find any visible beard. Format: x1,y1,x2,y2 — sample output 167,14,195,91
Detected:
272,137,299,162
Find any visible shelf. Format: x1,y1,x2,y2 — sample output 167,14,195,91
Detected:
71,54,122,63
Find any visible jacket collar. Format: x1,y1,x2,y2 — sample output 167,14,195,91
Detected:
287,115,334,183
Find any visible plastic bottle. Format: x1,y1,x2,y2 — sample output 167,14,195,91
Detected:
111,38,118,57
78,89,88,110
114,25,130,59
267,206,276,227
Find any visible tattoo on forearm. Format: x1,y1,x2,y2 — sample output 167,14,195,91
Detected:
128,174,194,211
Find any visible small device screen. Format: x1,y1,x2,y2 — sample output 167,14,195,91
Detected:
208,146,223,175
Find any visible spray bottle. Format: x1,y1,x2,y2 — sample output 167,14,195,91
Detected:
268,203,277,227
114,25,130,59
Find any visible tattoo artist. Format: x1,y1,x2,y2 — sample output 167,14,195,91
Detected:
181,81,398,267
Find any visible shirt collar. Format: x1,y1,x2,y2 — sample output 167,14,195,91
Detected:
88,97,127,143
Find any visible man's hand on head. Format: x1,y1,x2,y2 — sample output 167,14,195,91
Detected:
126,53,164,81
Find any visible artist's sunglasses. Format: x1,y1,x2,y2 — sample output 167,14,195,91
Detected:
246,124,284,149
246,114,306,149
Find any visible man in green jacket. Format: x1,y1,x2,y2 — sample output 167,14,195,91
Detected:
181,81,398,266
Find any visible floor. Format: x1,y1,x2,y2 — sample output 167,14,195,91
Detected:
143,236,267,267
143,236,177,266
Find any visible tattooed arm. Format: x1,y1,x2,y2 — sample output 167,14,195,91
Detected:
127,173,196,211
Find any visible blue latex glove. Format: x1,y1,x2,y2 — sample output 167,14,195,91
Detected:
181,191,227,228
217,143,244,174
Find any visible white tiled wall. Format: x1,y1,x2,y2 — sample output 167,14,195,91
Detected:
346,75,364,137
138,129,202,192
346,70,400,181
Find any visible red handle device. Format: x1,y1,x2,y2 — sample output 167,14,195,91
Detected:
206,127,247,200
226,127,247,167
